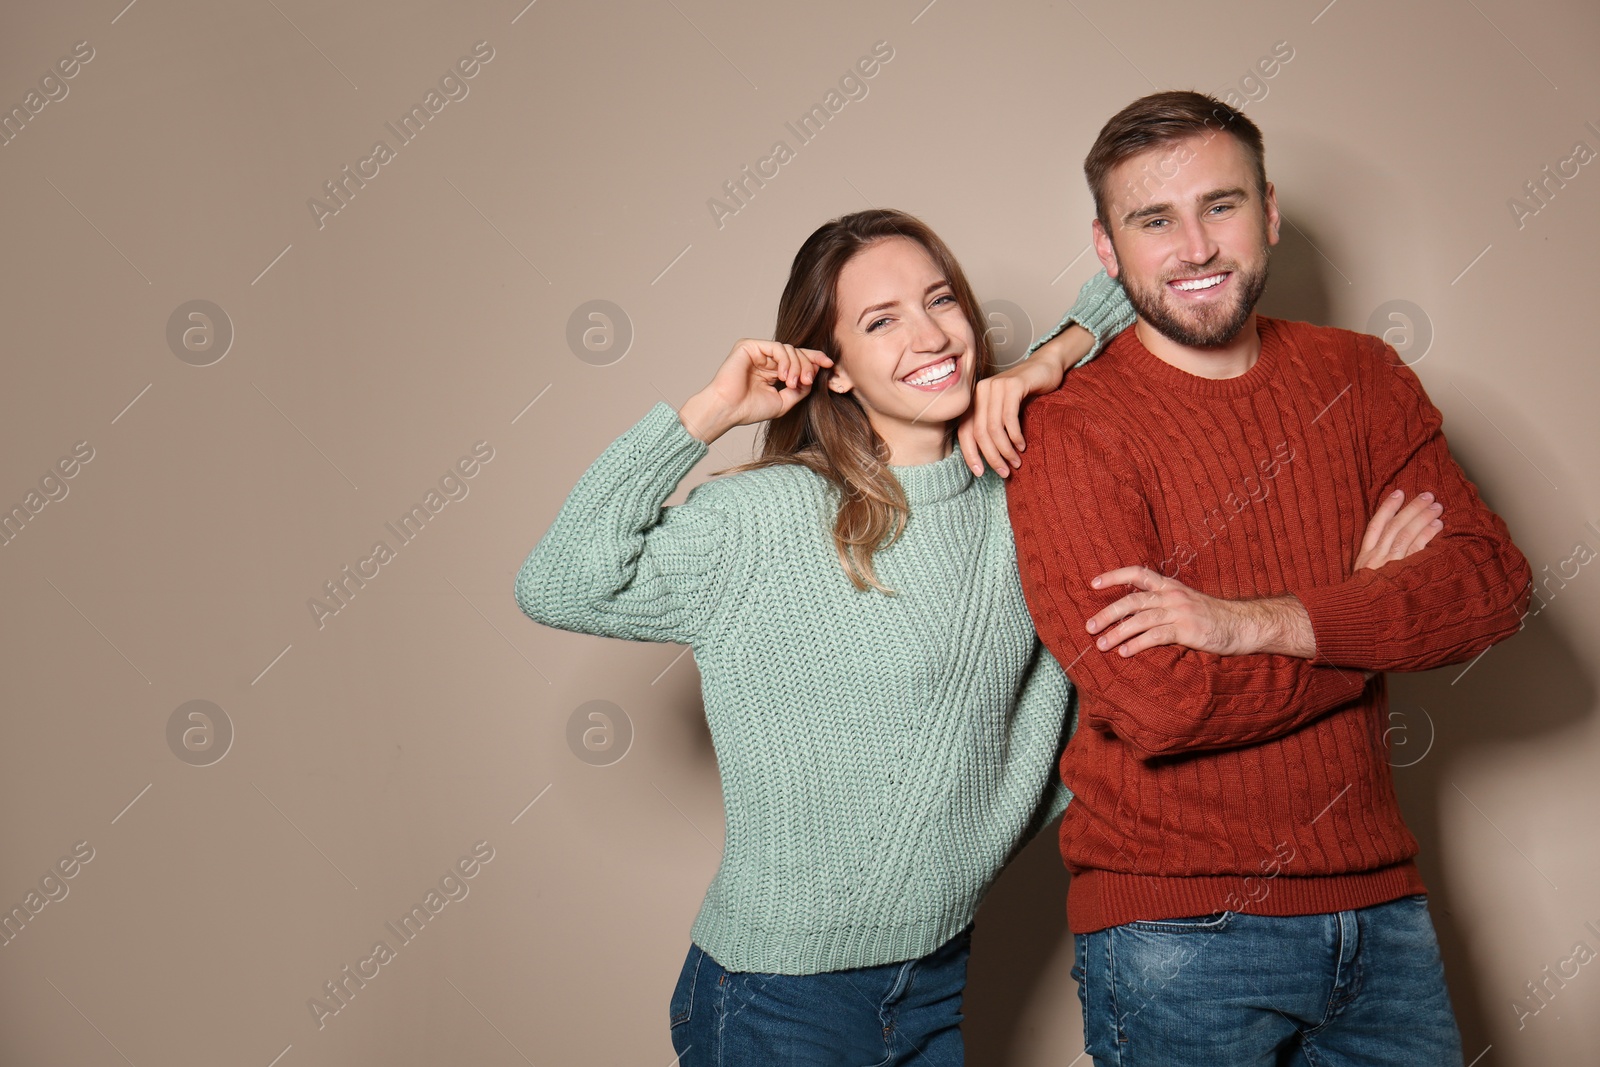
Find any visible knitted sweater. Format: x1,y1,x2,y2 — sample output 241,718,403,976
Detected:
511,272,1135,974
516,407,1073,974
1006,317,1532,934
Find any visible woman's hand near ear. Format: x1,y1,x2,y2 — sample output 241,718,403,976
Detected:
677,339,834,444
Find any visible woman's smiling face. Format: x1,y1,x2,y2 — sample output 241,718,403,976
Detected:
827,236,978,448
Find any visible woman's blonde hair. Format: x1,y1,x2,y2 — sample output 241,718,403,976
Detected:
720,209,994,592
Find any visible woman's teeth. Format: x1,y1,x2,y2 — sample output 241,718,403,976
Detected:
904,358,956,386
1172,273,1228,291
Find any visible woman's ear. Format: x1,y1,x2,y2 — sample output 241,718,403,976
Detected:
826,363,853,394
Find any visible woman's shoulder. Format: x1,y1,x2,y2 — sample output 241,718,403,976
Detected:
970,467,1021,546
962,462,1012,507
675,462,835,568
683,459,833,514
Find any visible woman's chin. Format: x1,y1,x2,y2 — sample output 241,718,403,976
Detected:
896,387,972,429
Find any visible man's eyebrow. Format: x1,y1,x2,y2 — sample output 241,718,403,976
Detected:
1122,201,1173,225
856,280,951,324
1200,186,1250,205
1120,186,1252,226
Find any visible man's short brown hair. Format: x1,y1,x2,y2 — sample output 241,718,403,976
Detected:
1084,90,1267,230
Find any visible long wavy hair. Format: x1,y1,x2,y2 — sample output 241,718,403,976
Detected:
719,209,994,593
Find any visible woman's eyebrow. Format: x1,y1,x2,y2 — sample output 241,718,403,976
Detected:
856,281,950,324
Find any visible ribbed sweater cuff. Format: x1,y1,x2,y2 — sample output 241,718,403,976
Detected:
1292,577,1382,668
631,400,712,482
1026,268,1136,366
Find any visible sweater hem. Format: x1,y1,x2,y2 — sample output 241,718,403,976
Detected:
688,911,973,976
1066,860,1426,934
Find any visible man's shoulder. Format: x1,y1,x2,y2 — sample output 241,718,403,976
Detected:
1263,316,1390,370
1263,317,1434,416
1032,325,1142,416
1026,375,1112,431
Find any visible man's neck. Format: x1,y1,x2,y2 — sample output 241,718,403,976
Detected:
1134,312,1263,380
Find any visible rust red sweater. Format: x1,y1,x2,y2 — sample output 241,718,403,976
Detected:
1006,316,1531,934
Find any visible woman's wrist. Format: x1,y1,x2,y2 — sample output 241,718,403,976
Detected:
677,390,738,444
1033,322,1094,370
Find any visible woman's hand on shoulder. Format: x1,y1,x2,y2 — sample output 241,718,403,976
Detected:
957,324,1092,478
678,339,833,444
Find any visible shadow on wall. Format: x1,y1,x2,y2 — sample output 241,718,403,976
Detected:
1254,201,1334,328
1392,626,1594,1067
963,826,1075,1062
962,215,1595,1065
1388,435,1595,1067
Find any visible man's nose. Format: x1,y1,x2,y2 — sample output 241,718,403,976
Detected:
1179,216,1220,267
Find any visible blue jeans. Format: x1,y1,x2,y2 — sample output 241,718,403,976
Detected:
1072,894,1464,1066
668,925,972,1066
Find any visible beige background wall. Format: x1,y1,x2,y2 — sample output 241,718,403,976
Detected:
2,1,1596,1064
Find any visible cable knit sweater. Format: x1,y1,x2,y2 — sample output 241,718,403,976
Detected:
513,272,1135,974
1006,317,1532,934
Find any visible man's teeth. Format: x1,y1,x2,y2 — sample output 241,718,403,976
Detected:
904,358,956,385
1172,273,1227,291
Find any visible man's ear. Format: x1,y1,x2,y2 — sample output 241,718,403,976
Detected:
1263,180,1281,247
1092,218,1120,279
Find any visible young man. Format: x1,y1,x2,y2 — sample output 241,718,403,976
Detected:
1005,91,1532,1066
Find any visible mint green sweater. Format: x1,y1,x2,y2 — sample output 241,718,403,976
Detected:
514,270,1134,974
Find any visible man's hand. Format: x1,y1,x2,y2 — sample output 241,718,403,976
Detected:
1079,491,1444,663
956,324,1094,477
1355,489,1444,570
1085,567,1316,659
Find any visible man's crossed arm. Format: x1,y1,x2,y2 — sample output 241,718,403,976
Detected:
1084,488,1446,662
1006,350,1530,761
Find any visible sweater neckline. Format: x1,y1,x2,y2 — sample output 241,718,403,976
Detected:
888,442,975,505
1113,316,1283,397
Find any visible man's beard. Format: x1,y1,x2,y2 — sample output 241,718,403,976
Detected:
1120,245,1272,349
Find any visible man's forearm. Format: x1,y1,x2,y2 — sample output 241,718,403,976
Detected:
1231,595,1317,658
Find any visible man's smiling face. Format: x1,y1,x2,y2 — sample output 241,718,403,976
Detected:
1093,131,1281,349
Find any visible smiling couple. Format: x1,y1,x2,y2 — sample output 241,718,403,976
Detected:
514,90,1531,1067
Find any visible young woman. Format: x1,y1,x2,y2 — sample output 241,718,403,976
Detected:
514,208,1130,1064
